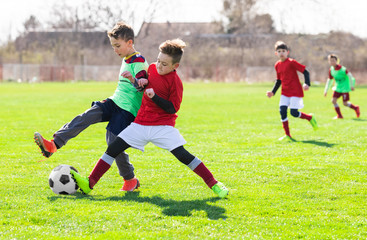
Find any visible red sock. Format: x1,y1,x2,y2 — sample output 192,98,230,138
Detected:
88,159,111,188
349,103,357,110
335,107,343,118
300,112,312,121
193,162,217,188
282,120,291,137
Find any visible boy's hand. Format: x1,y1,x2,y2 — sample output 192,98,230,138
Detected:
303,84,309,91
145,88,155,98
138,78,148,87
323,92,327,97
121,71,134,82
266,91,274,98
351,86,355,91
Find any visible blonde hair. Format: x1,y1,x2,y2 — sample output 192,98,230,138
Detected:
159,39,186,64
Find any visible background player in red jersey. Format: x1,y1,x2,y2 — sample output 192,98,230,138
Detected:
71,39,229,199
266,41,318,140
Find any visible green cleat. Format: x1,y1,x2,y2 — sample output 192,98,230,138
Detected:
309,114,318,130
212,182,229,199
278,135,295,142
70,170,92,194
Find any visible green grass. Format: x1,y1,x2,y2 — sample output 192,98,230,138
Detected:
1,81,366,239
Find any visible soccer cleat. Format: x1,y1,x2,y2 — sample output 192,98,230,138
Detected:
278,135,295,142
34,132,57,158
120,178,140,191
211,181,229,199
355,106,360,118
70,170,92,194
333,116,343,120
309,114,318,130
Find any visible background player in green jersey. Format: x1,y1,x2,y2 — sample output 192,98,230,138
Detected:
324,54,360,119
34,22,148,191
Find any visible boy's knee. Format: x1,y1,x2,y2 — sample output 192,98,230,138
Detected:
106,137,130,158
279,106,288,120
290,109,300,118
343,101,349,106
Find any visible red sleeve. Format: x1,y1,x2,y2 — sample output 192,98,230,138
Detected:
275,62,281,80
135,70,147,79
292,59,306,73
328,69,333,79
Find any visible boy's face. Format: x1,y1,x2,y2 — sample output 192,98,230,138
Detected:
328,57,337,67
275,48,289,61
156,53,179,75
109,37,134,58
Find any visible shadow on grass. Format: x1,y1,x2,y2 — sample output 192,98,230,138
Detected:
352,118,366,122
298,139,337,148
49,192,227,220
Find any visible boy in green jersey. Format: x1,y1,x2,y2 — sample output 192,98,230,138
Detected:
34,22,149,191
324,54,360,119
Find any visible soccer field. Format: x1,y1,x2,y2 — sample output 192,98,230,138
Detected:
1,82,366,239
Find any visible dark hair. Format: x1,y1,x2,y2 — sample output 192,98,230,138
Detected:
107,22,134,42
274,41,288,51
328,54,338,61
159,39,186,64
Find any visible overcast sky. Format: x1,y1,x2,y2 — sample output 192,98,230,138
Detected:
1,0,366,43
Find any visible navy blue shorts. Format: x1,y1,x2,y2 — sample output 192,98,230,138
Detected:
92,99,135,136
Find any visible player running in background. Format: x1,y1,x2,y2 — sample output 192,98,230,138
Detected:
71,39,229,199
266,41,318,140
323,54,360,119
34,22,148,191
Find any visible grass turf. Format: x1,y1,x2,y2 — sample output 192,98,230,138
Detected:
0,82,366,239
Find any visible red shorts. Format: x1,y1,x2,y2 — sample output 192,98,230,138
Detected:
333,91,349,101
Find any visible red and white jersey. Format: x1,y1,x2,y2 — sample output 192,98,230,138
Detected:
275,58,306,97
134,63,183,127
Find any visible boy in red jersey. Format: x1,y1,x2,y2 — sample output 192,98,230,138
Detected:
324,54,360,119
71,39,229,198
34,22,149,191
266,41,318,140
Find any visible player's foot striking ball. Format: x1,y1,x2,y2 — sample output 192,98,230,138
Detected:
70,170,92,194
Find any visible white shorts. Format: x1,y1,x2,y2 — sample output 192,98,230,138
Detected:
118,123,187,152
279,95,304,109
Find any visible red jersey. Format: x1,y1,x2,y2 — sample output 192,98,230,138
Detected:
134,63,183,127
275,58,306,97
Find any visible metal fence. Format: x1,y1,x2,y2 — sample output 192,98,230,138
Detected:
1,63,365,84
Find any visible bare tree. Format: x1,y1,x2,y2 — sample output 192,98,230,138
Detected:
23,15,41,32
46,0,161,31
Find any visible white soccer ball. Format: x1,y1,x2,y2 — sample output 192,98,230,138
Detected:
49,164,79,195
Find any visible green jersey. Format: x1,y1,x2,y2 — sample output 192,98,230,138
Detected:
110,52,149,117
327,65,355,93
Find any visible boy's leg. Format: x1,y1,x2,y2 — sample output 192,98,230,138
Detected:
332,97,343,119
290,109,318,130
34,104,104,158
106,131,135,180
71,137,131,194
170,146,228,198
280,105,291,137
345,101,360,118
53,104,104,148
